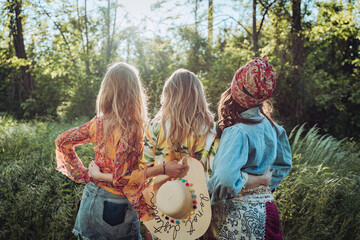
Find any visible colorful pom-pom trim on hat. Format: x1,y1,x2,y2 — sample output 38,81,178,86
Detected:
158,178,197,224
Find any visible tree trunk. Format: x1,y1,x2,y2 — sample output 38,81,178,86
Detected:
291,0,303,67
106,0,111,64
77,0,91,75
208,0,213,46
252,0,258,55
10,0,34,98
195,0,198,34
84,0,91,75
110,2,118,56
291,0,304,123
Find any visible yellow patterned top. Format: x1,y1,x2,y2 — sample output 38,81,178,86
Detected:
141,121,218,177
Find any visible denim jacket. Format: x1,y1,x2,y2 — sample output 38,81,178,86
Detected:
207,107,292,203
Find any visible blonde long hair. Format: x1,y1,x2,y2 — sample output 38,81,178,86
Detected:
153,69,214,155
96,62,148,145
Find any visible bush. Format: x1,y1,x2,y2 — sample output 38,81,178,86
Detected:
275,125,360,240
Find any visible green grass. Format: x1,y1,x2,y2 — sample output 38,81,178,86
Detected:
275,124,360,240
1,118,359,239
289,124,360,173
0,116,94,240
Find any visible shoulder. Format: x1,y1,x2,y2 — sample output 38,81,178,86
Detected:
148,121,162,132
78,116,99,133
145,121,164,140
149,120,161,127
205,122,217,137
90,115,104,129
272,122,288,137
90,115,100,126
210,122,217,133
225,123,249,133
89,116,103,136
270,122,291,149
222,124,249,140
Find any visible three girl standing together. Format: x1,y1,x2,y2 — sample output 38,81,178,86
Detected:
55,57,292,240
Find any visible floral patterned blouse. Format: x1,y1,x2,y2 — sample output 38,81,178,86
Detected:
55,116,152,221
141,121,218,177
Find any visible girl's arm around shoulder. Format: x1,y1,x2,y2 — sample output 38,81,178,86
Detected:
90,160,186,182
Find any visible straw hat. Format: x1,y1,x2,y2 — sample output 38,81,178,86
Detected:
143,157,212,240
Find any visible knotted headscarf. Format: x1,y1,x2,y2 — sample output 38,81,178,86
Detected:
231,55,276,108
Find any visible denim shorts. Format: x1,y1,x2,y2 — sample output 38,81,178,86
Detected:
73,182,141,240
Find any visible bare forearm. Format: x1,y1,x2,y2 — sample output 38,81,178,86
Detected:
246,174,268,188
92,161,184,182
91,165,163,182
145,165,163,179
145,161,186,178
92,172,113,182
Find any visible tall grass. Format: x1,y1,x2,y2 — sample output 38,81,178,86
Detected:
0,116,94,240
289,124,360,174
1,119,359,239
275,124,360,240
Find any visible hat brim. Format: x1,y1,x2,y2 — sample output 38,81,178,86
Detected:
143,157,212,240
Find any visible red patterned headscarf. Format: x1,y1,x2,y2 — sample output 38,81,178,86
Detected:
231,55,276,109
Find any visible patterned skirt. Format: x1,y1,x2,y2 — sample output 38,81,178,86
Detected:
211,186,283,240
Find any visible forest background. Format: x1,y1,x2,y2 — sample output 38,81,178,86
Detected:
0,0,359,239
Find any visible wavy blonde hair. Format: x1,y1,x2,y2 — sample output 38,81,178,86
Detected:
153,69,214,155
96,62,148,145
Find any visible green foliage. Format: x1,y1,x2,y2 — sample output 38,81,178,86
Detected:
304,1,360,139
132,35,180,114
0,116,93,239
289,124,360,173
0,53,26,118
276,165,360,240
202,32,254,115
275,125,360,240
63,74,101,120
